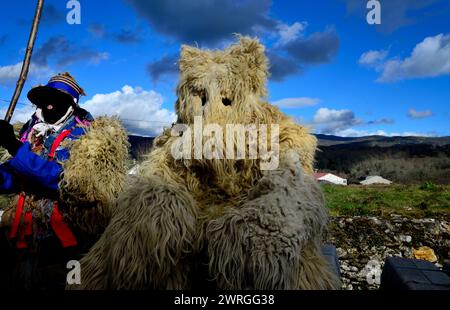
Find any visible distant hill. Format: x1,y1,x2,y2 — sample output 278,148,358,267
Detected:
127,133,450,184
315,134,450,147
314,134,450,184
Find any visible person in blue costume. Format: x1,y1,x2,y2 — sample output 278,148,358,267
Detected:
0,73,93,194
0,72,129,289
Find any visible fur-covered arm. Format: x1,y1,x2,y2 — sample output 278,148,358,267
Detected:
206,151,329,289
279,120,318,175
58,117,129,229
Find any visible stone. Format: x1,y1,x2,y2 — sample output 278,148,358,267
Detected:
370,217,382,225
385,222,394,231
441,222,450,234
412,246,438,263
325,215,450,290
399,235,412,243
341,264,350,271
336,247,347,258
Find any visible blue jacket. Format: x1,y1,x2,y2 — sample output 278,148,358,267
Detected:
0,109,93,194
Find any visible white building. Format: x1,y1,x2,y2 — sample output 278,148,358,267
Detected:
314,172,347,186
360,175,392,185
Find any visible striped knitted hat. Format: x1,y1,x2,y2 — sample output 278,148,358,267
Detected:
27,72,86,107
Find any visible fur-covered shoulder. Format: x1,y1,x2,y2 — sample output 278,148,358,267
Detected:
278,117,317,175
59,116,129,210
258,101,317,174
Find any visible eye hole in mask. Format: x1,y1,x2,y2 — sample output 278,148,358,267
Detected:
201,94,207,106
222,98,232,106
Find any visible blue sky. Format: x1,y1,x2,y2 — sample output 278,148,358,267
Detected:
0,0,449,137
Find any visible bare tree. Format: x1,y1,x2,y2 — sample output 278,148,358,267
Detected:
4,0,44,122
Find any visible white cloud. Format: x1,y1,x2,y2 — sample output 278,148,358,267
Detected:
272,97,319,108
377,33,450,82
0,61,50,124
358,49,388,66
275,21,307,46
407,108,433,119
334,128,435,137
333,128,388,137
0,62,51,86
81,85,176,136
0,102,36,125
312,107,363,134
313,108,351,123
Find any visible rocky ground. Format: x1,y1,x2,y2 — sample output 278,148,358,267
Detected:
325,215,450,290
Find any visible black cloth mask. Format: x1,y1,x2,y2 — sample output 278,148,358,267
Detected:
41,100,73,124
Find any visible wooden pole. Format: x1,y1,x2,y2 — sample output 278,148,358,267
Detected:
4,0,44,123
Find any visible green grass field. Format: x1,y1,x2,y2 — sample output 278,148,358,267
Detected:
2,183,449,219
322,183,450,218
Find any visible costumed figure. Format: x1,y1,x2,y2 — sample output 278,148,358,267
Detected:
0,72,129,289
76,37,340,290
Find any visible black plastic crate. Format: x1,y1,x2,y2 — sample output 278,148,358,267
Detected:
381,257,450,290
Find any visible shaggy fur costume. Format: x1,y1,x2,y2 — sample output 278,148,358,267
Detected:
59,117,130,236
0,117,129,288
75,36,340,290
